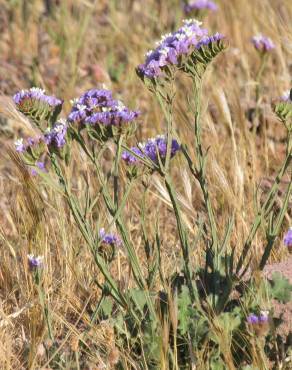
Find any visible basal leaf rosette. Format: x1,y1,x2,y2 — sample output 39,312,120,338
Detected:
68,89,140,142
13,87,63,130
136,19,227,88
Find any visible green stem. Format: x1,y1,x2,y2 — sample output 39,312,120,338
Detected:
49,153,127,309
237,152,292,274
191,79,219,258
165,176,195,302
113,135,124,208
259,169,292,270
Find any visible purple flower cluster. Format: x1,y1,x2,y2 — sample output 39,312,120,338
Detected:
44,119,68,148
122,135,180,165
13,87,62,108
28,254,44,270
184,0,218,13
252,34,275,52
284,228,292,247
99,228,121,246
14,136,44,153
280,90,292,102
137,19,224,78
247,312,269,325
68,89,139,126
30,161,47,176
196,32,224,49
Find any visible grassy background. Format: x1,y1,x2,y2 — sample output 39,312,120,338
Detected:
0,0,291,368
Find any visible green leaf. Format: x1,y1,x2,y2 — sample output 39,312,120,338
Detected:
268,272,292,303
100,297,113,317
129,288,148,314
177,285,192,335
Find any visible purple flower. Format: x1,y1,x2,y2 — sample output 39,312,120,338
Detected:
184,0,218,13
122,147,143,164
14,136,44,154
247,314,259,324
27,254,44,270
122,135,180,165
68,104,87,123
252,34,275,52
258,312,269,323
30,161,47,176
137,19,224,79
196,32,224,49
45,119,68,148
68,89,139,127
99,228,121,246
85,102,139,126
284,228,292,247
14,138,26,153
13,87,62,108
280,90,292,102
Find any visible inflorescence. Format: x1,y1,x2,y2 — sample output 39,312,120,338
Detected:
247,312,269,325
137,19,224,79
184,0,218,13
27,254,44,270
281,90,292,102
252,34,275,52
99,228,121,246
44,119,68,149
13,87,63,108
122,135,180,165
68,89,139,126
247,311,269,335
284,228,292,253
14,136,45,153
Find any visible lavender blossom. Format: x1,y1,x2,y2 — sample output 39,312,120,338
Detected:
252,34,275,52
284,228,292,248
85,101,139,126
30,161,47,176
247,313,259,325
258,311,269,323
137,19,224,79
280,90,292,102
99,228,121,246
196,32,224,49
45,119,68,148
122,135,180,165
184,0,218,13
68,89,139,127
27,254,44,270
14,138,26,153
14,136,45,157
13,87,62,108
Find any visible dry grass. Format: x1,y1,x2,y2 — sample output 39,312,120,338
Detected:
0,0,291,368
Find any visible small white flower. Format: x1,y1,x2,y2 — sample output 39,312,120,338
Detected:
281,90,291,102
30,87,45,94
14,138,24,147
145,49,154,57
76,104,87,111
182,19,202,27
70,98,79,105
